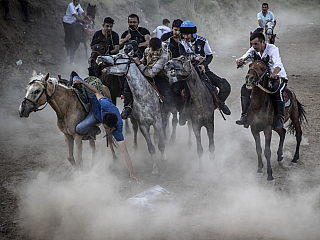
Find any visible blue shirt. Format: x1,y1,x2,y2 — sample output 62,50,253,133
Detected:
257,11,275,28
94,97,124,141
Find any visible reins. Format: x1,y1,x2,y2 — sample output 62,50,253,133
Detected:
23,80,58,112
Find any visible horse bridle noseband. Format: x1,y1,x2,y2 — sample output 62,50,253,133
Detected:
247,60,282,94
22,80,58,112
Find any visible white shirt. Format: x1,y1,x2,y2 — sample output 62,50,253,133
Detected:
237,43,287,79
180,35,213,57
153,25,171,39
63,2,84,24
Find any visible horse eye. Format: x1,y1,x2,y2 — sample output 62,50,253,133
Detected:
34,89,40,94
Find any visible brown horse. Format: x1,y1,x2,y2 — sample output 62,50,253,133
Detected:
246,60,307,181
18,71,115,169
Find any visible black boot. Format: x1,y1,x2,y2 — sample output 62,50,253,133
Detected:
217,92,231,115
236,96,250,128
274,100,285,129
70,71,79,85
121,92,133,119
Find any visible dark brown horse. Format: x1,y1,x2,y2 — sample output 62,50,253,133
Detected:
246,60,307,181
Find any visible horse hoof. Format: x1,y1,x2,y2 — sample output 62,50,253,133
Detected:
152,168,160,175
256,172,264,178
161,153,168,162
289,162,298,167
209,153,215,160
267,179,275,186
278,159,285,166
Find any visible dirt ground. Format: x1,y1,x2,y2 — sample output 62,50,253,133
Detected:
1,3,320,240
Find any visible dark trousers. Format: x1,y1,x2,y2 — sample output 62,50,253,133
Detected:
63,22,74,57
2,0,29,18
205,69,231,102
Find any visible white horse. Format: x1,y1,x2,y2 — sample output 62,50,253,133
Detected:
97,52,168,174
265,19,276,44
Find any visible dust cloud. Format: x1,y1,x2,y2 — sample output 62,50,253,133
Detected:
4,1,320,240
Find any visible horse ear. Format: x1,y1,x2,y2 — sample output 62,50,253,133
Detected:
42,73,50,83
32,69,37,77
128,50,134,57
88,3,91,6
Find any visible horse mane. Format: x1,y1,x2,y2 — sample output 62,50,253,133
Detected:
28,74,70,89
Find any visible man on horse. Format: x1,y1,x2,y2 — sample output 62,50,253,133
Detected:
254,2,276,33
177,20,231,120
161,19,184,59
72,74,139,183
121,37,174,119
88,17,120,77
119,14,151,59
63,0,86,63
236,32,287,129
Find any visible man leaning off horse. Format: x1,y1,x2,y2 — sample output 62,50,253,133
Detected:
121,37,174,119
236,32,287,129
177,20,231,120
72,74,139,183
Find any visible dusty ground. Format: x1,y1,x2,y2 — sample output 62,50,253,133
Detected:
0,3,320,240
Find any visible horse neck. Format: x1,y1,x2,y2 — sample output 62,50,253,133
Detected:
251,77,270,110
185,68,214,114
46,83,77,120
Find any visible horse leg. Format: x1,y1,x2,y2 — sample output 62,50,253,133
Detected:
74,134,83,169
131,117,139,151
161,112,169,141
206,123,215,160
291,116,303,164
64,134,78,168
170,111,178,143
187,119,192,148
251,129,263,175
192,123,203,171
125,119,131,134
83,41,88,59
139,124,158,174
89,139,96,167
264,129,274,181
155,119,167,162
274,128,286,165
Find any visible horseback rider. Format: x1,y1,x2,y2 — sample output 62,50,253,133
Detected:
161,19,184,59
119,14,151,59
178,20,231,119
88,17,119,77
254,2,276,33
72,74,139,183
236,32,287,129
62,0,86,62
153,19,171,39
121,37,174,119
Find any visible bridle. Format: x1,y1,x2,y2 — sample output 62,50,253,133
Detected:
170,57,194,81
107,53,133,76
22,79,58,112
247,60,282,94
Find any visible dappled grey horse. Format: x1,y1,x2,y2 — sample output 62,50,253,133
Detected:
165,56,216,170
97,52,168,174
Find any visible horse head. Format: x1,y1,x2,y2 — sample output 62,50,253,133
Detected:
86,3,96,20
19,70,57,117
89,40,109,66
265,20,274,36
97,52,132,76
164,56,193,80
124,40,139,57
245,60,268,89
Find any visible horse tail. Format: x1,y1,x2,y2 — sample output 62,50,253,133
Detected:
288,99,307,133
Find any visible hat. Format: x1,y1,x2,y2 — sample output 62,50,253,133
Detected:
180,20,197,38
163,19,170,25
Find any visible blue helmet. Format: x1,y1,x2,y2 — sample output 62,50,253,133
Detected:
180,20,197,38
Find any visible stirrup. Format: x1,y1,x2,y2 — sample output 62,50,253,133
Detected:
121,106,132,119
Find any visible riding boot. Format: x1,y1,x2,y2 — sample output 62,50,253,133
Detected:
121,92,133,119
70,71,79,85
274,100,285,129
217,92,231,115
82,126,101,140
236,96,251,128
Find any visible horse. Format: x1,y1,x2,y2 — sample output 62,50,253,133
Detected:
245,60,307,181
70,3,96,63
165,56,216,171
265,20,276,44
18,70,116,169
97,52,168,174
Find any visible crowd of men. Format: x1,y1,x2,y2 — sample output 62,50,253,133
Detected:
64,1,285,182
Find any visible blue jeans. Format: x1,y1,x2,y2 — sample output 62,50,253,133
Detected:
74,76,100,135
